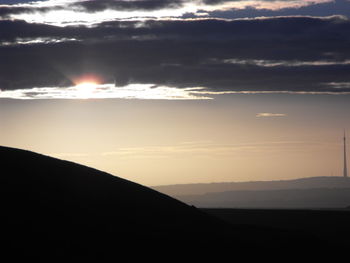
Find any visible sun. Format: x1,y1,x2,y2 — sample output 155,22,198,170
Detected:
74,81,98,99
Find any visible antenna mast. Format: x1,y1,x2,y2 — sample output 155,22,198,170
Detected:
344,131,348,178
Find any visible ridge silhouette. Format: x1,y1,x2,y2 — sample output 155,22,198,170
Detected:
0,146,337,261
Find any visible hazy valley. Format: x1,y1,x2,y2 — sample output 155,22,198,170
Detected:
153,177,350,208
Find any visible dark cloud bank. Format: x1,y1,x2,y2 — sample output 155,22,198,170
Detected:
202,0,350,19
0,0,185,18
2,1,349,19
1,15,350,93
71,0,185,12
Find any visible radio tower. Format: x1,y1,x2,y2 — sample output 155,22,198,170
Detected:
344,131,348,178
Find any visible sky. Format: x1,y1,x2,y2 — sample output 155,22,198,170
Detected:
0,0,350,186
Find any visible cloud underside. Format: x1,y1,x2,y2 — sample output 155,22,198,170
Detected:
1,14,350,98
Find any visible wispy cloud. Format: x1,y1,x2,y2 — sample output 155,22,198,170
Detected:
256,113,287,118
325,82,350,89
192,90,350,96
47,140,337,161
50,152,90,158
220,59,350,67
100,140,330,159
0,37,78,46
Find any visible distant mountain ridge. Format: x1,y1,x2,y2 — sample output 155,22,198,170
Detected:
177,188,350,209
152,176,350,196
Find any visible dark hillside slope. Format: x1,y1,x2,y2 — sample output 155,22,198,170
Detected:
0,146,335,260
0,146,212,231
0,146,232,260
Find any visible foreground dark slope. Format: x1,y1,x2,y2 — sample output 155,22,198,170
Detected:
0,146,213,231
204,208,350,248
0,146,337,260
0,146,232,260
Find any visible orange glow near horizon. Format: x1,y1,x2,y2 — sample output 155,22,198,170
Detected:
72,74,102,86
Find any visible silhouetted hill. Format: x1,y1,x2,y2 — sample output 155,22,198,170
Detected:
153,176,350,196
0,146,230,260
0,146,342,260
0,146,213,230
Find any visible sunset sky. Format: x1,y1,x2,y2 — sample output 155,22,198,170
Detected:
1,0,350,185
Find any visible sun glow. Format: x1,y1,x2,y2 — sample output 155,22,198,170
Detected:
74,82,99,99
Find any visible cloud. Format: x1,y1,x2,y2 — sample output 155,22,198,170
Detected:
71,0,185,12
100,140,329,159
201,0,350,19
256,113,287,118
0,83,212,100
0,37,78,46
0,0,43,4
1,16,350,96
0,0,188,25
0,0,347,26
325,82,350,89
220,59,350,67
50,152,90,158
